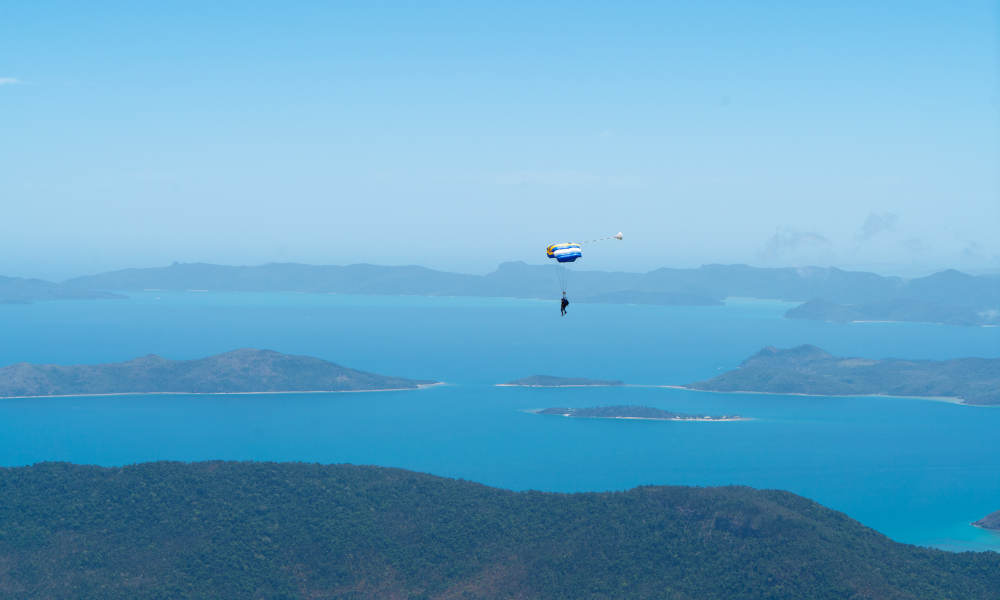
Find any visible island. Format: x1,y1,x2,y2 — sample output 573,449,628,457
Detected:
974,511,1000,531
0,348,436,397
785,298,997,327
784,270,1000,327
534,405,743,421
63,261,1000,324
0,275,121,304
500,375,625,387
687,345,1000,405
2,462,998,599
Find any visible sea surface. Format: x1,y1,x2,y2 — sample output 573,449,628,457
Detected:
1,291,999,551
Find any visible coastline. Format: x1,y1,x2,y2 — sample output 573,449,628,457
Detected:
0,381,445,400
664,385,973,406
501,381,988,407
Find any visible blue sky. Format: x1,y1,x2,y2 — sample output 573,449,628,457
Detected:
1,1,997,279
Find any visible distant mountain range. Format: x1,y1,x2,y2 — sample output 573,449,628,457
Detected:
689,345,1000,405
3,261,997,326
0,349,433,397
62,261,914,304
1,461,998,599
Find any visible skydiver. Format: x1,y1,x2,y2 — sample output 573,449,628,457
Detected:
560,292,569,316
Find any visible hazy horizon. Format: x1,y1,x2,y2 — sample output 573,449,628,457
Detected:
3,1,998,280
6,256,999,285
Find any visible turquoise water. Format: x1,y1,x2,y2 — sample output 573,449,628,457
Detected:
1,292,999,551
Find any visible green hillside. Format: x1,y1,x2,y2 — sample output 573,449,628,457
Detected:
1,462,997,599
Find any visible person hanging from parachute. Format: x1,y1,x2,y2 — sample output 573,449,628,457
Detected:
546,232,622,316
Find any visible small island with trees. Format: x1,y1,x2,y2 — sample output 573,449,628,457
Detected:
687,345,1000,406
0,348,436,398
974,511,1000,531
499,375,624,387
533,405,744,422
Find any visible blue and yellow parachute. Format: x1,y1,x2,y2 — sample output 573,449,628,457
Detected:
545,233,622,293
546,242,583,263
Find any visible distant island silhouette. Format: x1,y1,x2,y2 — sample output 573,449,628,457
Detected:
687,345,1000,405
0,349,436,397
0,275,122,304
0,261,988,326
4,262,998,327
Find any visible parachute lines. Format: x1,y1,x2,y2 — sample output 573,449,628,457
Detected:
545,232,622,294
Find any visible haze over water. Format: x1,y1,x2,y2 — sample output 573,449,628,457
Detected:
1,291,998,552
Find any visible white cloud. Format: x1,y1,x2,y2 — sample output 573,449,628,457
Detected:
0,78,20,86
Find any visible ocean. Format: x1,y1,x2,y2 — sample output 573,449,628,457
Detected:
1,291,998,551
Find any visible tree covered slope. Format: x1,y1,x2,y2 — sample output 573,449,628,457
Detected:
0,462,997,599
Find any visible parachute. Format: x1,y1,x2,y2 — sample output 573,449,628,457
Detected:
546,243,583,263
545,232,622,293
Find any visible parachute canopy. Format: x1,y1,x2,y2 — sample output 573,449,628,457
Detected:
546,243,582,263
546,233,622,292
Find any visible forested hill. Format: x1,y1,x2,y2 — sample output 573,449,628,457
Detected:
689,345,1000,405
0,349,433,397
1,462,998,599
